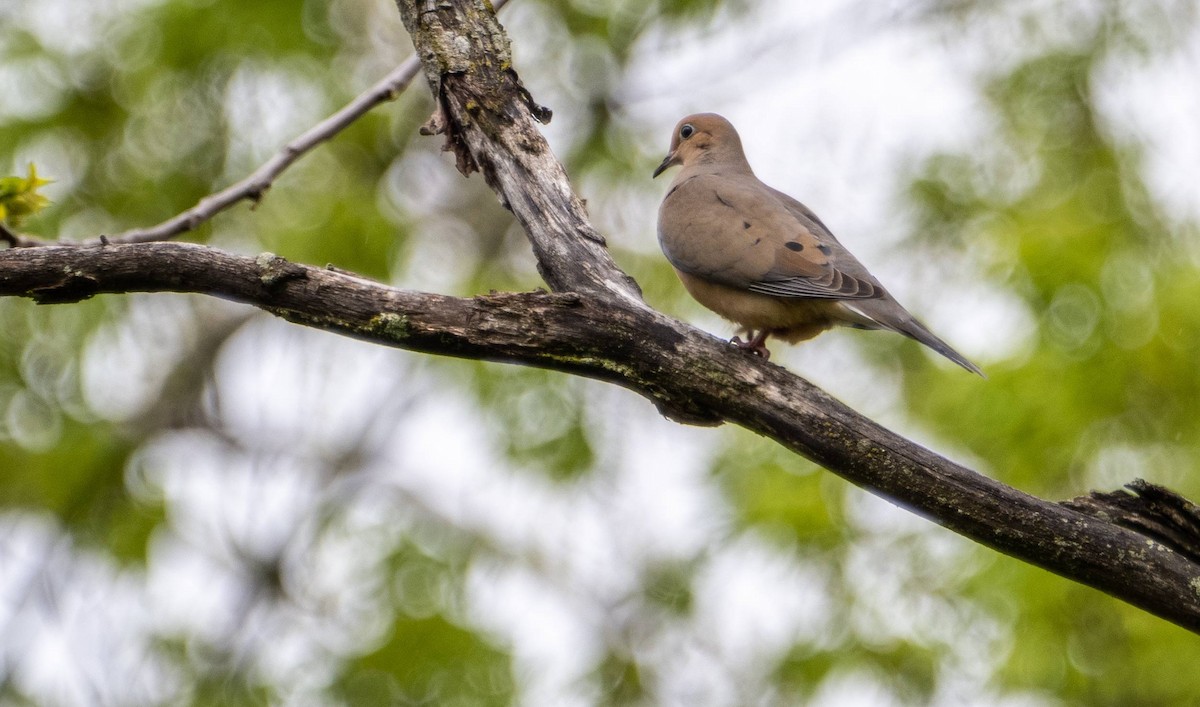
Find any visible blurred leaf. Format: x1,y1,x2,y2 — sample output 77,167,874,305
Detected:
467,364,597,481
0,163,52,226
715,430,840,545
907,31,1200,705
337,615,514,706
594,651,646,707
642,560,694,615
774,642,939,703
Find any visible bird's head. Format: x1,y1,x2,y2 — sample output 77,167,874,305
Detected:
653,113,746,178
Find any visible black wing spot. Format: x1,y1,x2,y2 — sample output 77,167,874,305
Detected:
743,221,751,229
752,238,762,245
817,244,832,255
785,241,804,252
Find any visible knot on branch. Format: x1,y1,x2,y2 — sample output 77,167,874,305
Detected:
1063,479,1200,563
255,252,307,291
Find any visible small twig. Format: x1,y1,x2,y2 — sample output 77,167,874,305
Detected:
0,223,43,248
98,54,425,245
0,224,17,247
99,0,511,247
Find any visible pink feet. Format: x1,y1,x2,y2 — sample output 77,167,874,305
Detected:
730,331,771,360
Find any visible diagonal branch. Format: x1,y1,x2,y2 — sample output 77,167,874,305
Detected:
99,62,425,246
3,0,1198,635
90,0,507,247
395,0,643,302
386,0,1200,631
1,241,1199,632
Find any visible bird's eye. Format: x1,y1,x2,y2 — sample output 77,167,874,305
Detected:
680,124,694,139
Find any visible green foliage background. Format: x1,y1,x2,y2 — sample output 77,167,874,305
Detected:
1,0,1198,704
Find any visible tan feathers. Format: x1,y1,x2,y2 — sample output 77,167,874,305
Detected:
654,113,981,375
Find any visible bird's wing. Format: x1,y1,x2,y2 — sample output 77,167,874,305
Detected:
764,186,984,374
658,173,880,300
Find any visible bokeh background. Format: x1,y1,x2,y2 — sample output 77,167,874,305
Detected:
2,0,1200,704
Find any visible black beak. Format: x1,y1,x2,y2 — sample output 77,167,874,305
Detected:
652,152,675,179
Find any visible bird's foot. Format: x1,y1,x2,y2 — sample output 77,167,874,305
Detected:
730,332,771,361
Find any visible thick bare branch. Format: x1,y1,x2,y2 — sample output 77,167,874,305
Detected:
0,242,712,423
1,242,1199,632
382,0,1200,631
394,0,643,303
3,0,1198,637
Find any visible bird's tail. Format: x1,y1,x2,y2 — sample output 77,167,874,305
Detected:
839,300,984,377
894,318,984,377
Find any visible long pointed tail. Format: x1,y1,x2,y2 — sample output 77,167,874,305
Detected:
896,318,984,377
841,300,984,377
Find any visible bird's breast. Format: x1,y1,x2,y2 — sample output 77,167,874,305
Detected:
674,269,839,342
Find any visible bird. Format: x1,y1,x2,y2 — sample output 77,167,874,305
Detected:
653,112,982,375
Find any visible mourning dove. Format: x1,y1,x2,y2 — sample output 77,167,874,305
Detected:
654,113,982,375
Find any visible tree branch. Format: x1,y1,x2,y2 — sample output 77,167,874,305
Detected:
0,223,39,248
99,65,424,245
87,0,507,247
1,242,1199,632
1065,480,1200,565
395,0,643,302
3,0,1199,635
389,0,1200,630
